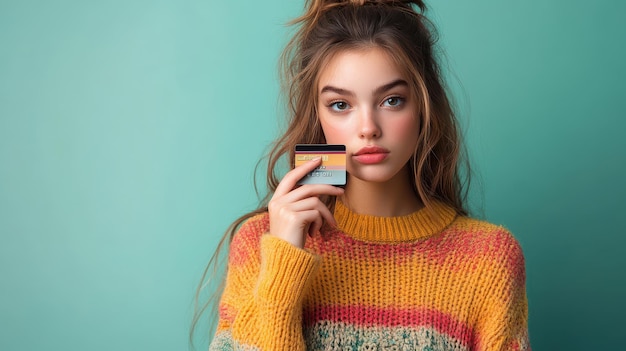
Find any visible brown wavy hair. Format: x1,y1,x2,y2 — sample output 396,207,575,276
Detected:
190,0,470,346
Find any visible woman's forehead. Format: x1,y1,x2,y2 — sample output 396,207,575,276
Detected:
317,47,407,94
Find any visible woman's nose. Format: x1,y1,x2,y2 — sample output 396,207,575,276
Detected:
358,108,381,139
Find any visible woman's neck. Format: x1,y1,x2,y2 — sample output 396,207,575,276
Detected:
340,167,423,217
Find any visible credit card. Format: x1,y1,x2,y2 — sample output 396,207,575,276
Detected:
295,144,346,186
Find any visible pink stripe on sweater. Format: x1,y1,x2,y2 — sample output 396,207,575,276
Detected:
308,223,524,276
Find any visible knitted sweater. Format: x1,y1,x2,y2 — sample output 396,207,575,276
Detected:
209,200,530,351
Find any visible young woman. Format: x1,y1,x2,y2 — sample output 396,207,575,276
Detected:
198,0,530,350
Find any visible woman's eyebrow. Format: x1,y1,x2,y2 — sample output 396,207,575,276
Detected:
319,85,354,96
319,79,408,96
374,79,408,95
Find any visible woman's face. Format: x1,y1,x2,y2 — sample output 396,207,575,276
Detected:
317,47,419,185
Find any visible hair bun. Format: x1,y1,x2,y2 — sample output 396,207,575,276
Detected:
300,0,426,25
347,0,426,11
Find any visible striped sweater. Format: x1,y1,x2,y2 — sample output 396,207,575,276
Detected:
210,200,530,350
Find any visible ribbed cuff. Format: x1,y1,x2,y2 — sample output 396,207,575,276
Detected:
256,235,321,307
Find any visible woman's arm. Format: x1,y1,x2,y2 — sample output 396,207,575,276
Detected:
210,215,321,351
475,229,531,351
210,158,342,350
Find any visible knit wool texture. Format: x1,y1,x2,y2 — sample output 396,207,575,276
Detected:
210,200,530,351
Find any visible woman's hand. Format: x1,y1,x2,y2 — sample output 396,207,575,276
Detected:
268,157,344,248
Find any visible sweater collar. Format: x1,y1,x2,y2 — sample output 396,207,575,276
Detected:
333,199,457,243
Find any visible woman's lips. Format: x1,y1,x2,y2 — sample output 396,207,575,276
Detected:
353,146,389,164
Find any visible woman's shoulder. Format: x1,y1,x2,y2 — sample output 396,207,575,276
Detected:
450,216,521,245
227,212,270,263
237,212,270,236
447,216,526,268
448,217,528,296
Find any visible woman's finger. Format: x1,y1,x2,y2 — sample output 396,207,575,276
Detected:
281,196,339,227
274,157,322,197
278,183,344,204
308,215,323,237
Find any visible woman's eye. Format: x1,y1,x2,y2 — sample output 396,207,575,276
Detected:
329,101,350,111
383,97,404,107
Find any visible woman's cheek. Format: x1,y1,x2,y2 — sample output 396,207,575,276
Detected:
391,116,419,140
320,119,350,145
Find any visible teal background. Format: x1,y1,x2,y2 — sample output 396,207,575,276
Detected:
1,0,624,350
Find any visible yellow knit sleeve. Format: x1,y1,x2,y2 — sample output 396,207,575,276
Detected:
475,229,531,351
210,215,321,351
